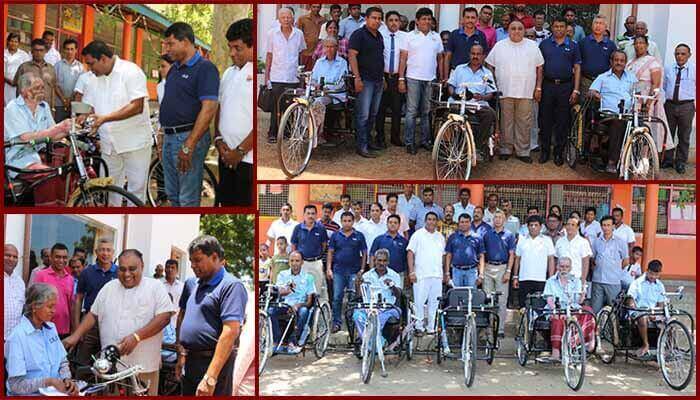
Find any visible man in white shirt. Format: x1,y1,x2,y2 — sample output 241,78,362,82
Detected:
352,201,369,228
501,199,521,235
407,212,446,335
63,249,176,395
163,259,184,327
485,19,544,163
612,207,636,254
266,203,298,253
332,194,355,225
54,38,84,122
356,202,387,256
4,33,31,106
81,40,152,204
622,21,660,62
555,217,592,287
453,187,476,220
513,215,555,307
214,19,253,206
42,31,61,66
398,8,444,155
4,244,25,340
319,4,342,40
398,184,422,217
376,11,408,148
381,192,410,238
264,8,306,143
483,193,501,226
582,207,602,241
71,70,95,102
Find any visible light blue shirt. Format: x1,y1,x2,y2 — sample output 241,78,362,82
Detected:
409,202,445,230
447,64,496,98
54,58,83,100
398,193,422,217
543,273,583,309
627,274,666,309
664,62,695,102
276,269,316,306
6,316,67,395
572,24,586,43
591,234,629,285
339,15,366,39
452,202,475,220
495,27,508,42
361,267,402,305
4,96,54,176
311,56,348,103
589,69,638,112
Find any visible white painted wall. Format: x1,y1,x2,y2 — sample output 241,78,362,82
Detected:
5,215,26,279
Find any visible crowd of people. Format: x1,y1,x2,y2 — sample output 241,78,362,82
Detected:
263,4,694,175
4,17,254,207
3,235,248,396
259,184,666,359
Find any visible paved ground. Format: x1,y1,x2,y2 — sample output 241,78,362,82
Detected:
260,314,696,396
257,112,696,181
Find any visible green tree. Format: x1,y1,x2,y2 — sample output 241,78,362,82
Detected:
161,4,214,45
199,214,254,278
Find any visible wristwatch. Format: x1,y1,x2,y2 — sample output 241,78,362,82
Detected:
203,374,217,387
181,144,190,155
235,145,247,157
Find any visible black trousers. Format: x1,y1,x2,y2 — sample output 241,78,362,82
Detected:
539,80,573,155
604,118,626,164
518,280,546,308
664,101,695,164
267,82,299,140
182,351,236,396
216,159,252,206
375,74,403,144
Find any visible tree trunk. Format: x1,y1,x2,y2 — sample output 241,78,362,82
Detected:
211,4,252,73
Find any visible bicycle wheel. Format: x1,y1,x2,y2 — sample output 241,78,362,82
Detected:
147,158,167,207
433,119,472,180
462,314,477,388
596,307,616,364
277,102,314,178
314,302,332,359
259,312,273,376
567,104,584,169
621,128,659,180
658,319,695,391
436,313,444,365
70,185,144,207
562,320,586,391
361,313,377,384
406,303,415,361
515,313,529,366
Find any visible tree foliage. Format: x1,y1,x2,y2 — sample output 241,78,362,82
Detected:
161,4,213,45
199,214,254,278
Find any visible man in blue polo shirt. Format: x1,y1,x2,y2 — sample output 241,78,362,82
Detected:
579,15,617,99
177,235,247,396
445,7,489,71
327,212,367,332
370,214,408,279
291,204,329,302
160,22,220,207
409,187,444,230
445,213,485,287
471,206,493,239
482,210,516,336
539,17,582,166
71,239,117,379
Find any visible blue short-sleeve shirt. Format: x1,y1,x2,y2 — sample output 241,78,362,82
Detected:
6,317,66,395
4,97,54,176
540,36,582,80
290,221,329,259
589,69,638,112
471,221,493,239
580,35,617,77
445,231,484,268
409,203,445,229
446,28,490,69
627,274,666,309
276,269,316,306
591,235,629,284
483,228,516,264
179,267,248,351
360,268,402,305
348,26,384,82
543,273,583,309
370,232,408,273
160,51,220,127
329,229,367,274
77,263,118,312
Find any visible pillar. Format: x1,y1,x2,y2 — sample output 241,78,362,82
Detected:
641,184,659,267
134,27,144,67
82,5,95,47
462,184,484,206
289,184,311,220
3,4,9,43
610,184,633,225
121,13,133,61
32,4,47,39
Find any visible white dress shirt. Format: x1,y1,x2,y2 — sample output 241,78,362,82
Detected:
483,207,501,227
266,218,299,247
265,26,306,83
516,234,555,282
554,234,593,279
4,271,26,340
163,278,184,326
613,223,636,245
452,202,476,220
581,220,602,240
4,48,31,106
380,209,409,236
356,218,387,251
332,208,355,225
73,71,95,96
404,29,444,81
382,30,407,74
218,62,253,164
407,228,446,280
44,46,61,66
485,38,544,99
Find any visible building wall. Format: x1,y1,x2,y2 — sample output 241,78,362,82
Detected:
5,214,26,280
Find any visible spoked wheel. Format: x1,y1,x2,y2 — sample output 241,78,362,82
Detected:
565,139,578,169
147,158,217,207
314,303,332,358
433,119,472,180
567,104,584,169
658,320,695,391
277,102,314,178
70,185,144,207
406,305,415,361
515,313,529,366
436,314,444,365
462,315,477,388
562,320,586,391
621,129,659,180
596,307,617,364
258,312,273,376
361,313,377,384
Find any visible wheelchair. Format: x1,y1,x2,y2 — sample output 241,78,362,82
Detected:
514,292,596,391
596,288,695,391
434,286,501,388
258,283,332,376
343,284,416,383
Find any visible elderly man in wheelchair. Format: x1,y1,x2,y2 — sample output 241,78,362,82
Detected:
309,37,348,146
267,251,317,354
624,259,667,359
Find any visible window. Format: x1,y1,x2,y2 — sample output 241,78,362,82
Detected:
7,4,35,51
631,185,696,235
258,184,291,217
29,215,116,266
485,184,548,222
560,184,612,220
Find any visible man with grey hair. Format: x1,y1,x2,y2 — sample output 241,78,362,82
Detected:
623,21,660,61
310,35,348,143
176,235,248,396
4,243,25,340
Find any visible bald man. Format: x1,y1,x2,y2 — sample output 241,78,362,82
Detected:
4,244,25,340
